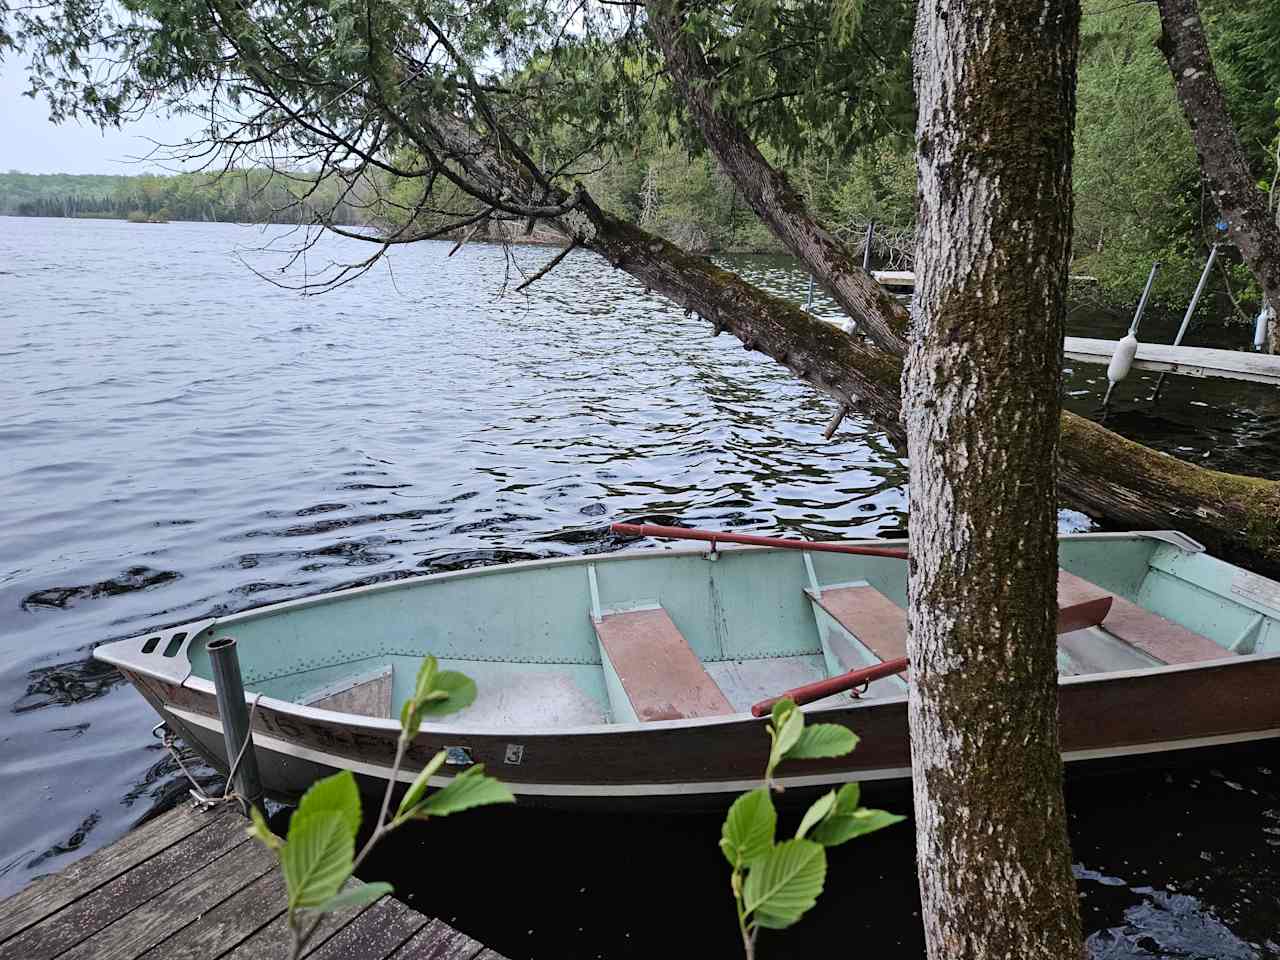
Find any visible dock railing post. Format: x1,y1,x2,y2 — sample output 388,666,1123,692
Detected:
207,636,265,814
1151,244,1219,403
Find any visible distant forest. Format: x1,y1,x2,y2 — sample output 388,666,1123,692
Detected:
0,170,370,225
3,0,1277,317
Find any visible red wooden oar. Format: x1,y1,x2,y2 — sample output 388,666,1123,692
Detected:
752,657,910,716
750,595,1114,716
611,523,909,560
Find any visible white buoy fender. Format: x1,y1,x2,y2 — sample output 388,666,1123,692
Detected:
1256,304,1274,350
1107,332,1139,383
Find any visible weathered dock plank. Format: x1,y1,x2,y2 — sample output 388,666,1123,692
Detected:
390,918,488,960
0,803,509,960
0,803,219,940
59,839,277,960
0,806,247,960
224,882,380,960
133,867,287,960
306,897,426,960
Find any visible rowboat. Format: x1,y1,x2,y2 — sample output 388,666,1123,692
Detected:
95,528,1280,808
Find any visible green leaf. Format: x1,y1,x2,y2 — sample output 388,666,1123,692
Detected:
719,787,776,867
316,881,393,914
742,838,826,928
414,766,514,818
766,700,804,781
810,807,906,846
785,723,859,761
246,804,281,853
293,770,361,843
775,703,804,756
795,790,835,840
400,697,422,741
282,811,355,910
412,655,439,705
395,750,448,820
416,670,477,718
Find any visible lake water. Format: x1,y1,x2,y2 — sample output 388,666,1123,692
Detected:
1,216,1277,957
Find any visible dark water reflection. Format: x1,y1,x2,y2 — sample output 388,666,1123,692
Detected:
1,217,1276,956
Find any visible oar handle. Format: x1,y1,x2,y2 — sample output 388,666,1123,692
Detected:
752,657,910,717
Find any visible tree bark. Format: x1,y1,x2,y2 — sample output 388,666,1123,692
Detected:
1154,0,1280,343
904,0,1085,956
422,113,1280,579
643,1,911,357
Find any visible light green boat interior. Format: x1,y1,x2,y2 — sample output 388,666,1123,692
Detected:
185,536,1280,728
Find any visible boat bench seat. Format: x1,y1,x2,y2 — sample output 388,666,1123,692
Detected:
593,607,734,722
1057,570,1230,665
810,572,1229,671
810,585,908,666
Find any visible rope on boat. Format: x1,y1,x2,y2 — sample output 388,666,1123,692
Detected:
153,693,262,811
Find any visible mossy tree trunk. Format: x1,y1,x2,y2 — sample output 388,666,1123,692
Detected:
1154,0,1280,353
902,0,1086,956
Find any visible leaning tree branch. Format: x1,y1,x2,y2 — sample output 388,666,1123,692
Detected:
1155,0,1280,353
641,0,911,357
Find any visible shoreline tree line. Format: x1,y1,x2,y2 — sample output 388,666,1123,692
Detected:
3,0,1276,318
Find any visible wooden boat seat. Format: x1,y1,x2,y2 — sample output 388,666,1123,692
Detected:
1057,569,1230,665
593,607,734,722
811,586,908,665
812,571,1227,670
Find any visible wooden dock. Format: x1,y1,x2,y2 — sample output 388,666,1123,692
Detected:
870,269,1099,290
1062,336,1280,387
0,803,507,960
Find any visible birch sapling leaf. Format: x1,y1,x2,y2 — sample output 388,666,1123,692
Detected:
786,723,859,761
247,804,282,852
795,790,836,840
413,765,515,818
281,810,355,911
411,655,439,706
766,699,803,782
417,670,477,718
293,770,361,842
808,782,906,846
742,838,826,929
719,786,776,867
395,749,449,820
316,882,393,914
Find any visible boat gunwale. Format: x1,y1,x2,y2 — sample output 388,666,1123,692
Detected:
117,530,1201,638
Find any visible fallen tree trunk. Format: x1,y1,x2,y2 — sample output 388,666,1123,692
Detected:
425,114,1280,578
1155,0,1280,355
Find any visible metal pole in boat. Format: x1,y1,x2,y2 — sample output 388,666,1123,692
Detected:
1151,244,1219,403
1102,260,1161,413
207,636,265,813
862,220,876,272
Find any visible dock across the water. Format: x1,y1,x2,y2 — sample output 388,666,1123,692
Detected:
859,274,1280,388
0,803,506,960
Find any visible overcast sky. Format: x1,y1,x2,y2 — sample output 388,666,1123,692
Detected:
1,64,204,175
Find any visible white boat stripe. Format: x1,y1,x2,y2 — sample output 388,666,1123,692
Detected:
165,705,1280,798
